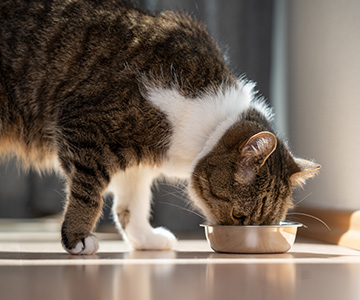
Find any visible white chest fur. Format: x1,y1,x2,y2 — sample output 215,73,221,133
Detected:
145,82,268,179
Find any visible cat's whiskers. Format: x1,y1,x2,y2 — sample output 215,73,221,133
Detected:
158,201,204,219
160,190,187,202
192,173,208,183
287,212,331,231
293,192,313,207
155,182,205,219
102,195,113,211
157,183,187,194
159,181,187,189
153,181,190,202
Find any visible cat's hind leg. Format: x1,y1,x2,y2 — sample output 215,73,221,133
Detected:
109,167,177,250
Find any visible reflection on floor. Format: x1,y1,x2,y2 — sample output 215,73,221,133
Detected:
0,221,360,300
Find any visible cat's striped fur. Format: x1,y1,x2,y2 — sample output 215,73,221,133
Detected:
0,0,320,254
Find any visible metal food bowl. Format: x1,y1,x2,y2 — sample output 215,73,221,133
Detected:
202,222,302,254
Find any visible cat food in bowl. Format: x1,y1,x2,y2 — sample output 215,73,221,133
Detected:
201,222,302,254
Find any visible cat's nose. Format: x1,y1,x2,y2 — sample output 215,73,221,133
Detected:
231,208,249,225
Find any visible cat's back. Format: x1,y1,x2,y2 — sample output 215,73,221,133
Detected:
0,0,230,98
0,0,148,166
0,0,146,48
0,0,145,75
0,0,147,115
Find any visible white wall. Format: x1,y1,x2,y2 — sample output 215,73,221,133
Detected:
283,0,360,210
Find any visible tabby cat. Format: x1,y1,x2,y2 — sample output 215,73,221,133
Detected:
0,0,320,254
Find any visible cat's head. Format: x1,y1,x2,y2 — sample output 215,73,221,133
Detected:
189,118,321,226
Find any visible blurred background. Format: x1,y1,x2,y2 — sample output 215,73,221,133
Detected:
0,0,359,235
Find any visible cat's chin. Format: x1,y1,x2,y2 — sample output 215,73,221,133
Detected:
187,180,216,224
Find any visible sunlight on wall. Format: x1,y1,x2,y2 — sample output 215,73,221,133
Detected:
285,0,360,210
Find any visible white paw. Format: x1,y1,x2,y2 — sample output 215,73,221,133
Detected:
63,235,99,255
130,227,177,251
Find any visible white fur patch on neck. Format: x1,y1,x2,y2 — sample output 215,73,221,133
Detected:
145,80,271,178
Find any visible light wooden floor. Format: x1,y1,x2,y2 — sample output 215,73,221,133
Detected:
1,220,360,300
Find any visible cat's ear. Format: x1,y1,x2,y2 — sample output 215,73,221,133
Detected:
239,131,277,167
290,158,322,187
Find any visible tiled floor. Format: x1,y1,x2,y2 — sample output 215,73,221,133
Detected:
0,221,360,300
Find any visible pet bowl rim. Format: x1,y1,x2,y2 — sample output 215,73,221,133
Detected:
200,221,303,229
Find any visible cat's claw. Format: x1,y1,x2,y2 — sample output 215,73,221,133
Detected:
63,235,99,255
130,227,177,251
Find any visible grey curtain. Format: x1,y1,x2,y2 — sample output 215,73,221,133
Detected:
0,0,274,235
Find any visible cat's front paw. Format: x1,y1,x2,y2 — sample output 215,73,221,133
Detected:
62,234,99,255
130,227,177,251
